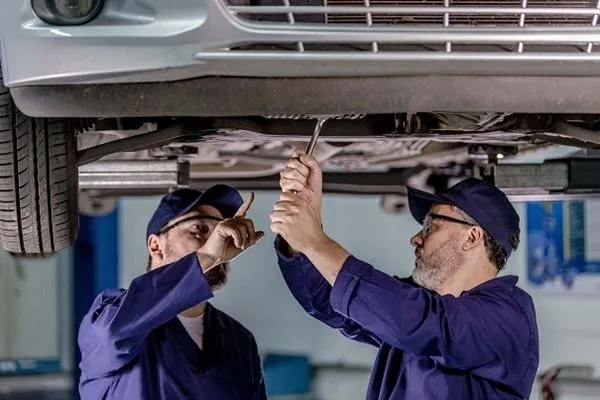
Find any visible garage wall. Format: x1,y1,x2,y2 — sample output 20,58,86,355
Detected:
0,252,63,362
118,192,600,400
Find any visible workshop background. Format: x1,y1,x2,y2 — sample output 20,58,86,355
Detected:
1,163,599,399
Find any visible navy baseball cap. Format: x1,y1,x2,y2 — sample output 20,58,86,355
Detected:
146,185,243,239
407,177,520,258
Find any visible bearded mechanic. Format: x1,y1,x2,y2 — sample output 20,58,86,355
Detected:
78,185,267,399
271,150,540,399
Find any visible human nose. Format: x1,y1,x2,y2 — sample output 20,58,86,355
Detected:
410,231,423,248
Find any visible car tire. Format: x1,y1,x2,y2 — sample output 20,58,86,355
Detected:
0,68,78,255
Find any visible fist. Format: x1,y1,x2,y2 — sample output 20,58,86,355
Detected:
270,191,324,253
280,150,323,219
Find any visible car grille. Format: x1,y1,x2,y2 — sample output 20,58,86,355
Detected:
223,0,600,54
325,0,597,26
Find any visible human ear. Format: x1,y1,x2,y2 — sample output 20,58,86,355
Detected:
463,226,484,251
147,234,164,263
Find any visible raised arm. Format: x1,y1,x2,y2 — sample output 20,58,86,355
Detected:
275,236,381,347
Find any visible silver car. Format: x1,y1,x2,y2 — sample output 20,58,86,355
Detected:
1,0,599,255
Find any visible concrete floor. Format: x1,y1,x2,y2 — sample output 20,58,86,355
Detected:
0,391,73,400
0,374,73,400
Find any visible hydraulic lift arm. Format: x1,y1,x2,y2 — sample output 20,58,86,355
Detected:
78,157,600,201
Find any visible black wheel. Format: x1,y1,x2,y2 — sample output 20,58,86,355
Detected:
0,66,78,255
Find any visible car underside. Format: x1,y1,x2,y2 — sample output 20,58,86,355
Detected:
75,112,598,197
3,0,600,255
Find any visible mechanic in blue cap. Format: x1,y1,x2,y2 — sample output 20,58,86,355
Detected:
271,150,540,399
78,185,267,399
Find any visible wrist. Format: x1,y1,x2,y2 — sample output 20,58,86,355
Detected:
303,235,351,285
303,232,333,256
196,251,220,273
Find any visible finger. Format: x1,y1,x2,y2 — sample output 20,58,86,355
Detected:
281,168,308,184
285,159,310,177
270,221,284,235
234,192,255,218
272,202,287,213
291,148,306,159
242,218,257,247
270,210,298,225
269,211,279,223
280,177,305,194
234,223,249,249
299,154,322,175
223,224,244,249
272,201,297,214
270,210,287,223
278,191,298,203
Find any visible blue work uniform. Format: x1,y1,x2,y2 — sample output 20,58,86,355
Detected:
78,253,267,400
276,238,539,399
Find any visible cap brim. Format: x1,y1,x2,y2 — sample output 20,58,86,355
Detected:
407,186,453,224
179,184,243,219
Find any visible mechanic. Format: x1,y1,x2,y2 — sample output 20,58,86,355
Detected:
78,185,267,400
271,150,540,399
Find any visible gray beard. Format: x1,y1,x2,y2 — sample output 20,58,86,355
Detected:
412,236,463,292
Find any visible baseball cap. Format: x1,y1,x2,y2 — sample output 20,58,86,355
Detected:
146,185,243,239
407,177,520,259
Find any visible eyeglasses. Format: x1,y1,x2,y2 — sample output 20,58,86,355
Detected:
159,215,224,239
422,213,475,237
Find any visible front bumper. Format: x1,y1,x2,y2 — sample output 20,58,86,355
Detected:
6,0,600,116
4,0,600,87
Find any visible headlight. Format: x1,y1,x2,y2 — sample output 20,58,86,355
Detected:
32,0,105,26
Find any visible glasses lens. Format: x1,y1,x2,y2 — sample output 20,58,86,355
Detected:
422,216,431,236
181,217,221,238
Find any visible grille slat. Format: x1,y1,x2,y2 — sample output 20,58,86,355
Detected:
229,5,600,16
586,0,600,52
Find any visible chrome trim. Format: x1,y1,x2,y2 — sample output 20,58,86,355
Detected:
227,6,600,16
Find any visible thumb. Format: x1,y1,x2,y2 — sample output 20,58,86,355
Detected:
291,148,305,159
299,154,322,176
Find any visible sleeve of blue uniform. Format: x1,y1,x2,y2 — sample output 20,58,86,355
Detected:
78,252,214,378
330,256,531,375
275,236,381,347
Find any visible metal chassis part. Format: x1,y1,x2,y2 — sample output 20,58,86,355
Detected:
78,160,190,190
479,158,600,195
78,157,600,201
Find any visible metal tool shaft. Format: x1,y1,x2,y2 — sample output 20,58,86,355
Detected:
304,116,327,156
289,117,327,194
